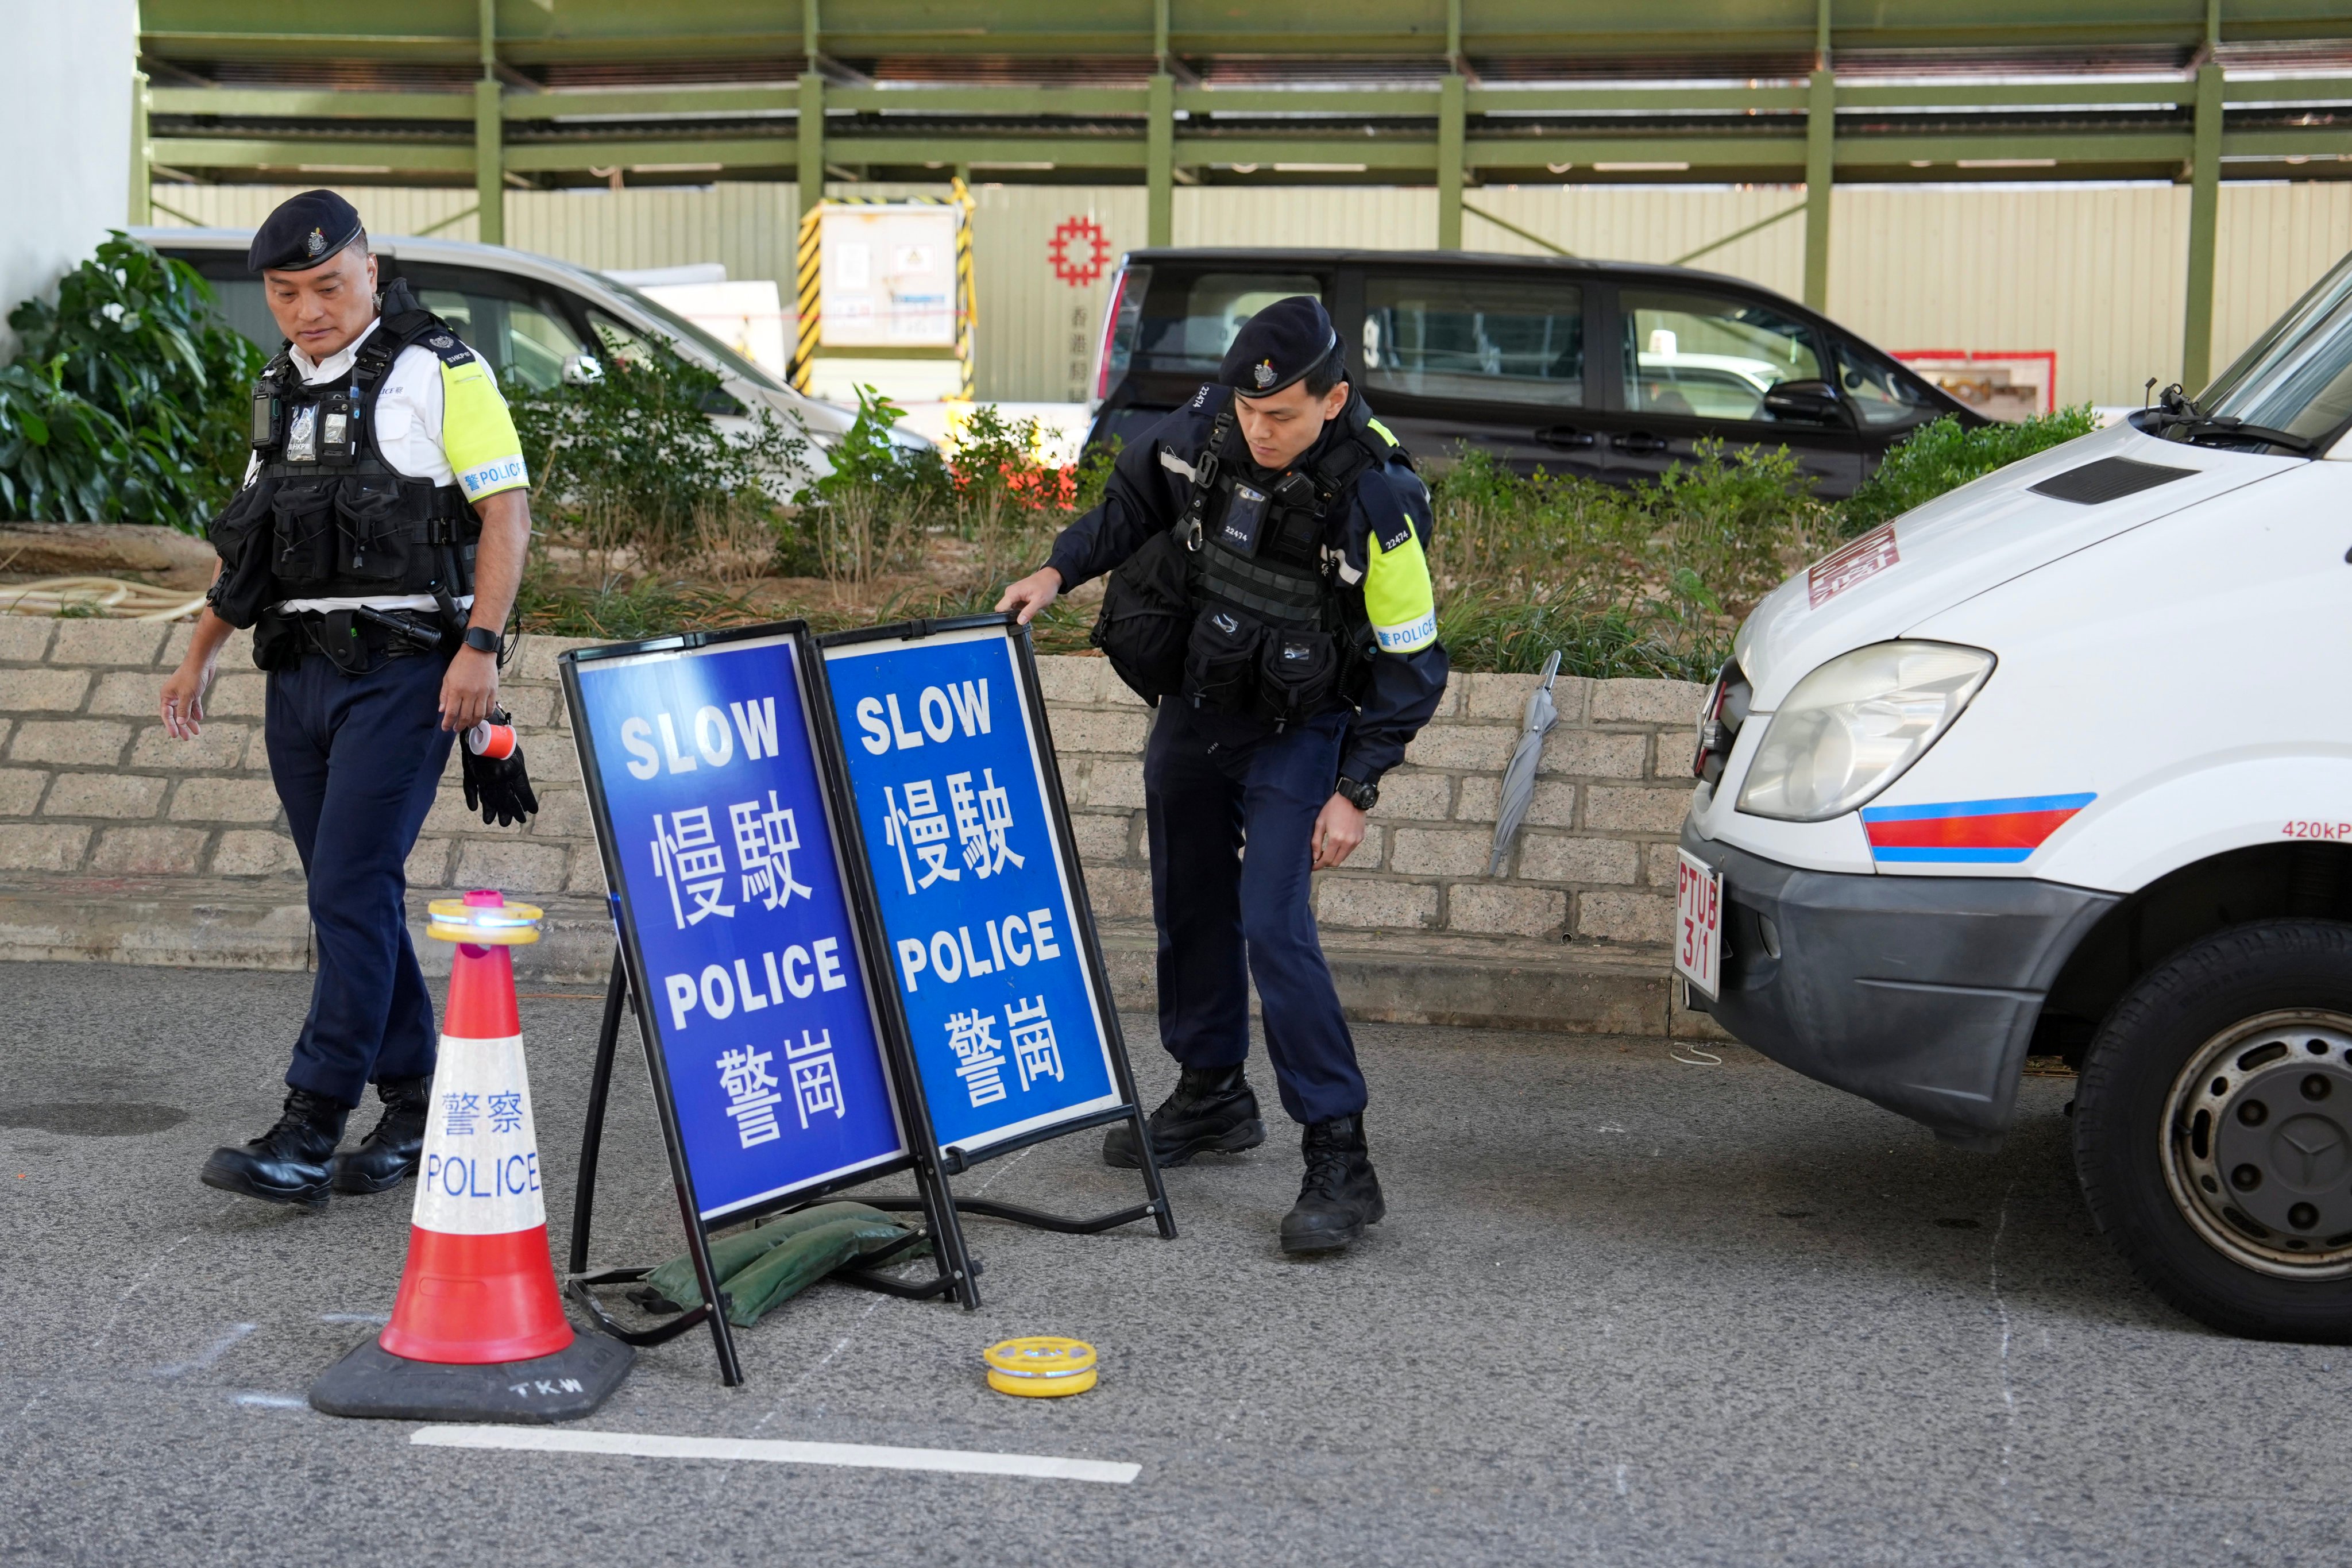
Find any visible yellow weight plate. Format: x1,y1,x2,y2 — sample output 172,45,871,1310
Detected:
426,897,544,945
983,1337,1098,1398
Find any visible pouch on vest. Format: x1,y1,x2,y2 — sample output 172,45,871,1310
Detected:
1091,524,1193,705
1184,604,1266,714
269,478,339,586
204,481,280,629
1257,627,1339,727
333,476,415,583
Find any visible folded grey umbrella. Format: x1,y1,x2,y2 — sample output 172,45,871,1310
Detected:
1488,650,1563,878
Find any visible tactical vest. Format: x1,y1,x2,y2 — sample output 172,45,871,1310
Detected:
205,279,480,629
1091,389,1404,724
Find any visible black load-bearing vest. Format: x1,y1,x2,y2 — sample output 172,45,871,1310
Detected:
204,279,481,629
1091,389,1406,726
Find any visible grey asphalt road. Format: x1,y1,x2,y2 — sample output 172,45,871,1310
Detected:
1,961,2345,1566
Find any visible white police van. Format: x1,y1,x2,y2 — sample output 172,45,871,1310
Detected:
1677,250,2352,1342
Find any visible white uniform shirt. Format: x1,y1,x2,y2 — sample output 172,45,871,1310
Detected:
254,316,528,613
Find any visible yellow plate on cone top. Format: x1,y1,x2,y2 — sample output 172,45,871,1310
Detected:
426,897,544,945
983,1337,1098,1397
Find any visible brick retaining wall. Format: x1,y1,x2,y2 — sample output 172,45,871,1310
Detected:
0,616,1710,1030
1037,655,1704,948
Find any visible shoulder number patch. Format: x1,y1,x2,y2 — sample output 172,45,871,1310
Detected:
427,333,478,369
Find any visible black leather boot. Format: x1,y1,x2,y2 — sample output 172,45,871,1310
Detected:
329,1075,434,1195
1279,1113,1385,1254
1102,1063,1266,1168
200,1089,349,1210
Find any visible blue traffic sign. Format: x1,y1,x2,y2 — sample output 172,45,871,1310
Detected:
567,630,909,1219
822,625,1122,1156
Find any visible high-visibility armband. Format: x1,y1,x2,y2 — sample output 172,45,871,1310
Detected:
1364,513,1438,653
438,356,530,502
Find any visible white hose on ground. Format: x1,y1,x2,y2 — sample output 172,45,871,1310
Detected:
0,577,208,621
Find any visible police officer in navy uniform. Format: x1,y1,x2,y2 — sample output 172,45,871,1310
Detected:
159,191,540,1209
998,296,1449,1252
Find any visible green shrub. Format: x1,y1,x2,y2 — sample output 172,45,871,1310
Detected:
0,233,264,530
511,571,763,640
1426,440,1825,681
507,329,810,570
1838,404,2101,535
0,360,132,523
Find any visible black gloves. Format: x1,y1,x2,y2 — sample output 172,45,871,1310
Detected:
460,708,540,828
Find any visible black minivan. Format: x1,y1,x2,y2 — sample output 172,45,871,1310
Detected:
1085,249,1981,499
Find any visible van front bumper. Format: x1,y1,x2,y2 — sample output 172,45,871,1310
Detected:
1678,822,2117,1146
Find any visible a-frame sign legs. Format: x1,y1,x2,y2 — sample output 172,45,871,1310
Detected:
565,948,984,1386
565,949,746,1385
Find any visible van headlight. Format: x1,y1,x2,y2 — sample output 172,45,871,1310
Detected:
1735,642,1994,822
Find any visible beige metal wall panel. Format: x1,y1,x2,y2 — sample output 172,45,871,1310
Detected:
963,184,1148,403
508,183,801,294
1172,185,1438,252
1465,185,1809,300
145,183,481,239
1826,184,2189,408
2212,182,2352,381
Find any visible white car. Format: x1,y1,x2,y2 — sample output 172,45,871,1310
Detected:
138,227,929,476
1677,249,2352,1342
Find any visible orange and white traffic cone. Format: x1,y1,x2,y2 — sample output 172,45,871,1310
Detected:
310,890,632,1423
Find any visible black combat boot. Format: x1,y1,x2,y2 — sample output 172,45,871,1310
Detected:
1279,1113,1385,1254
329,1074,434,1195
1103,1063,1267,1168
199,1089,350,1210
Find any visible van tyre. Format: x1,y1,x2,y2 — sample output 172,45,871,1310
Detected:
2074,919,2352,1343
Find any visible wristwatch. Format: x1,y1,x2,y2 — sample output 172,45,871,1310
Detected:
462,625,500,655
1334,775,1379,813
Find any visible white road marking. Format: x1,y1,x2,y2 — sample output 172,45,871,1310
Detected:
233,1392,309,1409
159,1322,256,1377
412,1425,1140,1484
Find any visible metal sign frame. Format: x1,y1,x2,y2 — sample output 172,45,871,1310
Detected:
559,620,981,1386
816,613,1174,1239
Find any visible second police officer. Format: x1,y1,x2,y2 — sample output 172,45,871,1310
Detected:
998,296,1449,1253
159,191,540,1210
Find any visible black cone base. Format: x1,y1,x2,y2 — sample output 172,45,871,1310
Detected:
308,1332,634,1424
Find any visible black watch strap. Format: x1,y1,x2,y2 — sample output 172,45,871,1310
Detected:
462,625,499,654
1335,775,1379,812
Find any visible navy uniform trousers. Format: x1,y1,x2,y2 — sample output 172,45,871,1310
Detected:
265,647,455,1109
1144,700,1365,1125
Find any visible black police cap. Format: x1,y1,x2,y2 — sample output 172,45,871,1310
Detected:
247,190,365,275
1218,295,1343,397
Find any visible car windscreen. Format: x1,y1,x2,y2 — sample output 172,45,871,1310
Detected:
1131,271,1324,375
2198,250,2352,445
600,278,792,394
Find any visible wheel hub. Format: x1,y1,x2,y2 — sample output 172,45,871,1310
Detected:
2163,1011,2352,1277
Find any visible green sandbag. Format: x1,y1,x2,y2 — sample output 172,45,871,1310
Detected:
644,1202,922,1318
718,1215,929,1326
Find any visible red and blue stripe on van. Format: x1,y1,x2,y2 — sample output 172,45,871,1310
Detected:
1859,793,2095,864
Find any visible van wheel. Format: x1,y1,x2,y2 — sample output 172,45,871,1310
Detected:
2074,919,2352,1342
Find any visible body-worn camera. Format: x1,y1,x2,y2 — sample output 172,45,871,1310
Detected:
250,389,281,449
